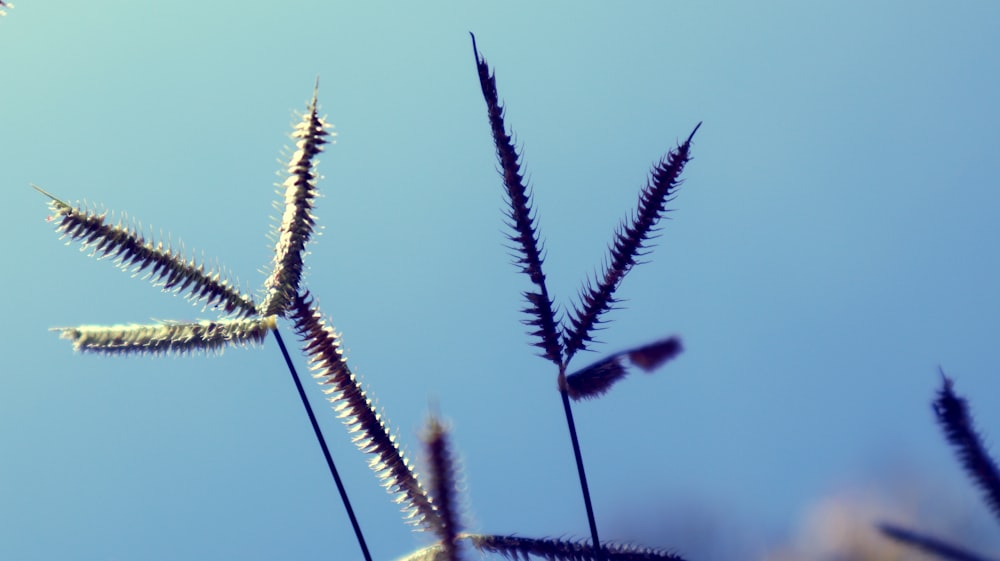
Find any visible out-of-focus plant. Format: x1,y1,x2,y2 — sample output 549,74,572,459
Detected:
879,375,1000,561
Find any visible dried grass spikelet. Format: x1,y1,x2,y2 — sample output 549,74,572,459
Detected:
260,83,334,318
424,412,464,561
933,373,1000,524
564,336,683,401
470,34,562,366
289,291,443,532
34,186,257,318
55,316,276,355
460,534,687,561
563,125,701,361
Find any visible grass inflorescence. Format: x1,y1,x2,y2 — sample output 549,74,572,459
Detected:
37,35,701,561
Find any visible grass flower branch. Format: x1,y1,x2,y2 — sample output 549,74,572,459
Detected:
461,534,686,561
38,36,702,561
933,373,1000,521
562,126,699,361
470,33,563,367
424,412,464,561
35,185,258,317
289,290,444,533
565,336,683,401
261,82,333,318
54,316,275,355
469,33,699,561
881,374,1000,561
36,88,375,561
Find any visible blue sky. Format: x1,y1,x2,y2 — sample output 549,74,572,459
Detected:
3,2,1000,560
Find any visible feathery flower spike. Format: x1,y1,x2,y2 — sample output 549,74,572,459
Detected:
880,375,1000,561
933,373,1000,524
290,291,444,532
563,124,700,361
261,81,334,317
35,185,258,317
55,316,276,356
460,534,688,561
565,336,682,401
470,33,562,366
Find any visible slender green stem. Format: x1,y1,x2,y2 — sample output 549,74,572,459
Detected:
559,386,603,561
272,329,373,561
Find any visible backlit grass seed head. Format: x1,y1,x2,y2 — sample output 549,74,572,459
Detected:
55,316,277,356
35,186,257,318
261,87,335,318
290,291,443,533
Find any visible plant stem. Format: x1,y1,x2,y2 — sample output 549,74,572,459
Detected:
559,386,603,561
272,329,373,561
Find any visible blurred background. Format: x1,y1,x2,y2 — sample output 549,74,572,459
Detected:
2,2,999,560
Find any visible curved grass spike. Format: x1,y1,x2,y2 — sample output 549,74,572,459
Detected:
260,80,334,317
289,290,444,533
34,185,258,317
878,375,1000,561
470,33,562,366
54,316,276,355
460,534,688,561
933,373,1000,524
563,124,701,361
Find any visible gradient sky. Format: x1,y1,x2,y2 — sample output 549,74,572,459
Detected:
3,2,1000,561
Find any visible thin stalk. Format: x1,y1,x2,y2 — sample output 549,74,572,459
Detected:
272,329,373,561
558,380,603,561
879,523,997,561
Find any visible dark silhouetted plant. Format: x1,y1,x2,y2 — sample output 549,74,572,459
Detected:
470,33,696,559
879,374,1000,561
37,35,699,561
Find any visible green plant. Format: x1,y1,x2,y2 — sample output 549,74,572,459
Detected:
36,35,699,561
